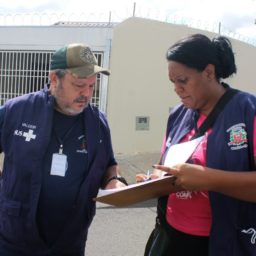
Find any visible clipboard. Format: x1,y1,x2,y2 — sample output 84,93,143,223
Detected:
94,175,176,207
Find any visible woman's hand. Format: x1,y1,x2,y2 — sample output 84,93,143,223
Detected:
135,169,163,183
135,173,149,183
152,163,209,191
152,163,256,203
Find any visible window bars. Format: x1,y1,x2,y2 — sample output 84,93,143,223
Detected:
0,50,104,108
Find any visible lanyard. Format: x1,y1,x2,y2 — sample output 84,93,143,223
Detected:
191,88,238,140
53,115,82,154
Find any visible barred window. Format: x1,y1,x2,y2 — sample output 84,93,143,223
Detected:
0,50,104,107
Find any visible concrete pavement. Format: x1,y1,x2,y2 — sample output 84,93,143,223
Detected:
85,152,160,256
86,199,157,256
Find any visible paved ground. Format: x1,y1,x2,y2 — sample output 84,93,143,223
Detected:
114,152,160,184
86,199,157,256
86,152,160,256
0,152,161,256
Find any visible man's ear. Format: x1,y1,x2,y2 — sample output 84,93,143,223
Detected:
48,71,59,94
49,71,57,85
204,64,215,81
49,71,61,92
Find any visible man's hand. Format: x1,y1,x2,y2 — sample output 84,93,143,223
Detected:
105,179,127,189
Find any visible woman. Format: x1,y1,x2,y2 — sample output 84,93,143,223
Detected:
140,34,256,256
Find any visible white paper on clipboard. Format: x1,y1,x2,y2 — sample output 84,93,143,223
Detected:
163,136,204,167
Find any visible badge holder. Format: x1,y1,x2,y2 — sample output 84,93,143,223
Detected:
50,144,68,177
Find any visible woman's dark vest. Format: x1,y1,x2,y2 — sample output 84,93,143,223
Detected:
161,90,256,255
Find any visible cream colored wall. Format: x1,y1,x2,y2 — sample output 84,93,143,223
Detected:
107,17,256,154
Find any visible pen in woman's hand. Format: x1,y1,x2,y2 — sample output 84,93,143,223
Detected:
135,170,151,183
146,170,151,180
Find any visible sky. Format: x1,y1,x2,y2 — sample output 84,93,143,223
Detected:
0,0,256,43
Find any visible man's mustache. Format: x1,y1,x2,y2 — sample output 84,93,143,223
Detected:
74,96,88,103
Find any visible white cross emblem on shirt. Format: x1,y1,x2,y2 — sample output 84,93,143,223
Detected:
23,129,36,142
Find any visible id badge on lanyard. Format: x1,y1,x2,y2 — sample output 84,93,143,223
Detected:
50,145,68,177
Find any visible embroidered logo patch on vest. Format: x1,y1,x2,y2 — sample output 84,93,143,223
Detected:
14,123,37,142
227,123,248,150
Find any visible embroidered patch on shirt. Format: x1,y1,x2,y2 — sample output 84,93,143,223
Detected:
241,228,256,244
76,135,88,154
227,123,248,150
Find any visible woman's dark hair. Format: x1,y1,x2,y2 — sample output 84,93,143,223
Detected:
166,33,237,80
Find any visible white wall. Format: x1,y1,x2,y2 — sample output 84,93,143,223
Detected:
107,17,256,154
1,19,255,155
0,25,113,51
0,24,113,112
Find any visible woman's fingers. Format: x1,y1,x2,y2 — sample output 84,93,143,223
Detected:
135,173,147,183
152,164,179,175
